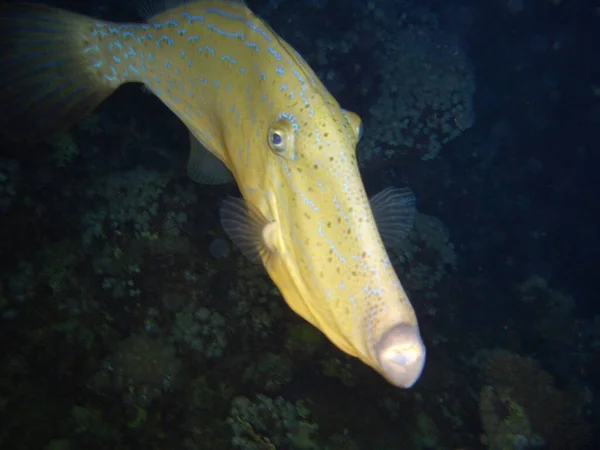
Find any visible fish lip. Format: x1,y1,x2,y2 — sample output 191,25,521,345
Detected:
374,323,426,388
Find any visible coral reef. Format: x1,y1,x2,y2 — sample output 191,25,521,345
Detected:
242,352,293,392
479,384,544,450
361,25,475,162
479,350,591,450
228,394,319,450
390,212,457,296
81,168,168,247
91,333,181,407
170,303,228,359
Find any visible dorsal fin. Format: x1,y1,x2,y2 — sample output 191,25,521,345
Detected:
139,0,246,21
139,0,190,20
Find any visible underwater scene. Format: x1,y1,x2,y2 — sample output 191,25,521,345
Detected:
0,0,598,449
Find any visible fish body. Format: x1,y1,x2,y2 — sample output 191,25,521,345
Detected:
0,0,425,387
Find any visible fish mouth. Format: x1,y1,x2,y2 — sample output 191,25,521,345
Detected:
374,323,426,388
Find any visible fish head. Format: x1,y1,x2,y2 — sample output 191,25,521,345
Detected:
221,36,425,388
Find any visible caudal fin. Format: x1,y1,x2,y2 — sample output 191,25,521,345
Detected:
0,3,118,140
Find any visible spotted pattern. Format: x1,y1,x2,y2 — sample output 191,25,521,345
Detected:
81,1,418,370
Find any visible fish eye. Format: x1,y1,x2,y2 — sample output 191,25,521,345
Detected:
269,129,285,152
268,116,296,157
341,109,363,142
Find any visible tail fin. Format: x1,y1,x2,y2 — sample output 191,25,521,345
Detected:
0,3,118,140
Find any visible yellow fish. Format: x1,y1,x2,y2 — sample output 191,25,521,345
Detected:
0,0,426,387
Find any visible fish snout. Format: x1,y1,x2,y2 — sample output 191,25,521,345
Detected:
374,323,426,388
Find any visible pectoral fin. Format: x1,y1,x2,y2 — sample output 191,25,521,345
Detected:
219,197,276,265
370,187,416,248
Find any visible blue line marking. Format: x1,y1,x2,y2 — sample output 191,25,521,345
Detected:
245,42,259,52
221,55,236,64
267,47,282,60
205,7,272,42
182,12,205,24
